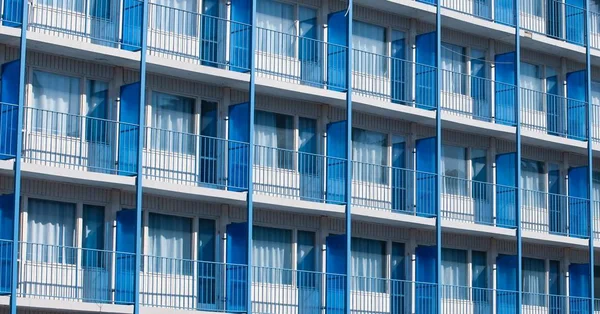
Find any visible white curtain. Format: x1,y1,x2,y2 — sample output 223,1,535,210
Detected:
152,0,197,35
256,0,295,56
521,159,545,207
523,258,545,305
441,43,466,94
31,71,81,137
353,21,386,76
442,145,467,195
151,92,195,154
352,128,387,184
441,248,468,299
351,238,385,292
520,62,543,111
254,110,293,169
39,0,84,12
27,199,76,263
252,226,292,284
148,213,192,274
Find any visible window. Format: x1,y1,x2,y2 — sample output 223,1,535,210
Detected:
39,0,84,12
352,128,388,184
254,110,294,169
147,213,192,274
197,219,216,304
521,159,545,207
82,205,105,267
150,91,195,154
253,226,292,284
442,145,467,196
31,71,81,137
27,199,76,263
472,251,487,289
520,62,543,111
152,0,197,35
256,0,296,57
297,231,316,271
353,21,386,76
441,248,468,299
351,238,386,292
523,257,545,306
86,80,109,143
391,242,405,281
441,43,466,95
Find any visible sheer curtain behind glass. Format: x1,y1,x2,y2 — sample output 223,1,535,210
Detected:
39,0,84,12
27,199,76,263
520,62,543,111
256,0,295,57
147,213,192,274
521,159,545,208
441,248,468,299
151,92,195,154
352,128,387,184
522,258,545,305
353,21,386,76
442,145,467,195
152,0,197,35
441,43,466,94
253,226,292,284
351,238,385,292
254,110,293,169
31,71,81,137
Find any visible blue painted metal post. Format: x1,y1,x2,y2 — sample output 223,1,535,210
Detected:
247,0,257,311
133,1,148,314
435,0,442,313
515,0,523,312
586,0,595,311
9,1,29,313
345,1,353,314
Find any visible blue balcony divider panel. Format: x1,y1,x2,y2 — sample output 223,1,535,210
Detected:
0,194,14,295
471,54,490,121
299,14,322,87
0,60,19,160
495,0,514,25
415,246,436,314
226,223,248,313
391,243,406,314
228,102,249,191
2,0,22,27
230,0,250,72
416,137,435,217
118,83,140,176
496,153,516,228
569,167,589,238
392,141,407,213
326,121,347,204
546,75,562,136
565,0,584,45
415,32,436,110
201,0,220,67
548,168,565,235
496,254,517,314
566,70,587,140
327,11,347,92
115,209,136,304
121,0,142,51
391,35,406,104
546,0,562,38
326,234,346,314
495,52,516,126
569,263,590,314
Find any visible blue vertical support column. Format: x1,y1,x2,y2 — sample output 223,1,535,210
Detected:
435,0,442,313
586,0,594,311
133,1,148,314
246,0,257,311
9,0,28,313
515,0,523,312
344,1,353,314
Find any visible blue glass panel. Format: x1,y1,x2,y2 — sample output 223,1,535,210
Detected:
471,54,490,120
415,32,436,110
495,0,515,26
2,0,22,27
230,0,251,72
201,0,220,67
565,0,584,45
496,153,516,228
228,102,249,191
0,60,19,160
118,83,140,176
197,219,217,309
298,231,319,313
391,36,407,104
495,52,516,126
226,223,248,313
326,121,347,203
391,243,406,314
566,70,587,140
0,194,14,295
415,246,436,314
392,141,407,212
115,209,135,304
548,168,565,235
546,75,563,136
496,254,517,314
569,167,589,238
326,234,346,314
121,0,142,51
547,0,563,38
327,11,347,92
416,137,435,217
198,101,218,186
299,10,322,87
